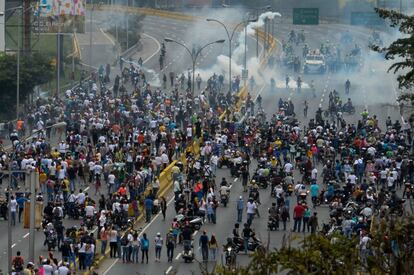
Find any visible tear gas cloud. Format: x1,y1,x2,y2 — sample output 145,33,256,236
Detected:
97,4,409,109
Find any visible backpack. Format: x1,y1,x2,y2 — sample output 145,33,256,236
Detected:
13,256,24,271
141,238,149,250
121,235,128,246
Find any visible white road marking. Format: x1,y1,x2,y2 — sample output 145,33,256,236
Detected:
175,252,182,260
104,195,175,275
166,266,173,274
84,186,90,191
11,244,16,248
23,233,29,239
100,28,116,46
192,230,198,237
142,33,161,64
234,178,238,182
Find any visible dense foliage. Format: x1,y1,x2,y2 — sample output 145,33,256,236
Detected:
207,216,414,275
372,8,414,105
0,52,54,120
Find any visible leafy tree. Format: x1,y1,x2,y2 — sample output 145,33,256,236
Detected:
371,8,414,105
0,52,53,120
207,215,414,275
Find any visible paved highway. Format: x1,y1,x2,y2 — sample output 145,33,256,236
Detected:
1,9,404,274
94,13,405,275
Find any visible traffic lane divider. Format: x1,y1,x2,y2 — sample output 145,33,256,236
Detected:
83,138,202,274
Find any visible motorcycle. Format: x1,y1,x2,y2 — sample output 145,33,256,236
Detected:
176,214,203,232
218,155,232,168
224,246,237,266
84,214,96,230
233,236,264,254
182,241,195,263
221,193,229,207
268,216,279,231
45,230,57,251
341,104,355,115
403,182,413,199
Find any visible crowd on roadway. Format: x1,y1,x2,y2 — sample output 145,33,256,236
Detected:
1,27,414,274
0,40,240,272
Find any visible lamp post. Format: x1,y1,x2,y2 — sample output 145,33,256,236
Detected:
206,18,255,94
57,0,61,97
164,38,225,95
7,122,62,274
253,5,271,58
1,4,45,120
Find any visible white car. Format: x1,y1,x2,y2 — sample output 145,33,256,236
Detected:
304,53,326,74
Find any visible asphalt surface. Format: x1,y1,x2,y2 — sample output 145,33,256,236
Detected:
0,11,262,272
1,10,405,274
95,14,406,275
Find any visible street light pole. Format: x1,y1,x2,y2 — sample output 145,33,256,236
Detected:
16,9,20,120
28,170,38,263
164,38,225,95
7,123,60,273
206,19,247,94
57,1,61,97
89,3,93,70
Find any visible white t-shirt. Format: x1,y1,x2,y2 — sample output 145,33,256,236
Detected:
347,174,357,184
186,127,192,137
42,264,54,275
57,266,70,275
10,199,17,212
246,201,257,214
85,205,95,217
311,168,318,180
284,163,293,173
77,193,86,205
108,174,115,184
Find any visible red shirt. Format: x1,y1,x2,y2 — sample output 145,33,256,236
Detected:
293,205,305,218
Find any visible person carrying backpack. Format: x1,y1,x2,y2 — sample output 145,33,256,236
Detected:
12,251,24,272
166,229,175,262
121,233,129,263
140,233,149,263
154,232,163,262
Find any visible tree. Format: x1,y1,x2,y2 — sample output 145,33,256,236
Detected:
371,8,414,105
208,215,414,275
0,52,54,120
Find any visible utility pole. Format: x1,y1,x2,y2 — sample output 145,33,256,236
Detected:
256,9,259,58
16,9,21,120
89,3,93,70
23,0,31,53
57,1,61,97
28,170,39,263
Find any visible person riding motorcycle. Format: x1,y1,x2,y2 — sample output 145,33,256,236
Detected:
221,177,229,187
343,98,353,112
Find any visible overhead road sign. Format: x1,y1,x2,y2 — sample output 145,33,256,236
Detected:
350,12,384,26
293,8,319,25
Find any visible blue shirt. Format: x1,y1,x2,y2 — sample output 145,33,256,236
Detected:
310,184,319,197
16,197,28,209
237,199,244,210
144,198,153,210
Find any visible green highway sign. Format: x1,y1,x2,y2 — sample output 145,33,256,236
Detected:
293,8,319,25
350,12,384,26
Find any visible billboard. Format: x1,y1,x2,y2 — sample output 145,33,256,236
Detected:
33,0,86,33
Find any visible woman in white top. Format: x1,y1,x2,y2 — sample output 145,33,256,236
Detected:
131,231,140,263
